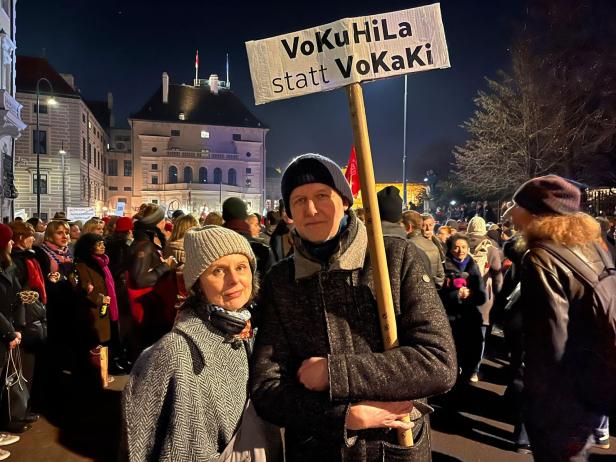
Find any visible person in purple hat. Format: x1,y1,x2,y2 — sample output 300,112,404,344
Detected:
513,174,614,460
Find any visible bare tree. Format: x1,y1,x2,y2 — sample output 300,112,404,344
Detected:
455,1,616,198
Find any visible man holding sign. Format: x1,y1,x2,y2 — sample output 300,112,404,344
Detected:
248,4,455,460
250,154,456,461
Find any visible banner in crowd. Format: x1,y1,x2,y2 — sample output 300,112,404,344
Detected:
67,207,96,222
14,209,26,220
246,3,449,104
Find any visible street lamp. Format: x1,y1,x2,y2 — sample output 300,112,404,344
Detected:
35,77,56,218
59,141,67,213
450,200,457,206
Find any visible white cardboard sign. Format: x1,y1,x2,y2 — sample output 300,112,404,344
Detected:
67,207,96,222
246,3,450,105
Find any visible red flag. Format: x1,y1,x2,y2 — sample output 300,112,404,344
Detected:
195,50,199,69
344,146,361,197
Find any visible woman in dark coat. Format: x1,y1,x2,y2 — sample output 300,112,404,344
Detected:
439,234,487,383
104,217,134,372
9,221,47,422
71,233,114,356
34,220,74,377
0,224,31,434
127,204,176,356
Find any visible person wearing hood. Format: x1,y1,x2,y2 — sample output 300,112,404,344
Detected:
515,175,613,459
122,226,280,461
466,216,503,381
250,154,457,462
127,204,177,355
402,210,445,289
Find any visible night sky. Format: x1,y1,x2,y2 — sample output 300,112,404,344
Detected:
18,0,524,182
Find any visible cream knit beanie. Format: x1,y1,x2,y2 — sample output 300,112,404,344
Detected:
467,216,488,236
183,225,256,292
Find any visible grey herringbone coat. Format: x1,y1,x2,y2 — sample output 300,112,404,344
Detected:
251,211,457,462
122,307,248,461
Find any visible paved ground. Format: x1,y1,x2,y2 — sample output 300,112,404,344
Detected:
4,339,616,461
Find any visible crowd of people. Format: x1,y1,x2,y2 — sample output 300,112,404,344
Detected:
0,153,613,461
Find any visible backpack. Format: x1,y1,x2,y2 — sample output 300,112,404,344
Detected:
534,242,616,414
471,239,493,278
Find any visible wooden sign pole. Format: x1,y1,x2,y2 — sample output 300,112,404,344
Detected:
346,82,414,446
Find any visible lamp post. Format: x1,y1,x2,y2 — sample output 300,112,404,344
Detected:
59,141,67,213
35,78,56,218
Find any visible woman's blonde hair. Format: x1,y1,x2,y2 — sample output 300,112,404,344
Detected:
83,218,104,234
44,220,70,242
170,214,198,242
203,212,223,226
525,212,601,247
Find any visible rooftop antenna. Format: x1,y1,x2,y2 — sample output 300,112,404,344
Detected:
194,50,199,86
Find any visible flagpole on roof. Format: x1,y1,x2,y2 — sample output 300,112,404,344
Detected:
226,53,230,88
194,50,199,86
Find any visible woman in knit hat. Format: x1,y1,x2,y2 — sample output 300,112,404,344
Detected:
126,204,177,357
122,225,279,462
512,174,612,459
465,216,503,382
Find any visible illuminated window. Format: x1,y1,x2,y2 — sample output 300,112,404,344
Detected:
201,130,209,139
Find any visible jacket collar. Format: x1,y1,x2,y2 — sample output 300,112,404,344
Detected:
173,308,228,367
381,221,407,238
292,210,367,280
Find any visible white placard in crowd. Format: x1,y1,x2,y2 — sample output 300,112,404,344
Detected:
116,201,126,216
67,207,96,222
14,209,26,220
246,3,450,105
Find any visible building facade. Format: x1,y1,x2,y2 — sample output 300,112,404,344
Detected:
13,57,110,221
106,127,133,215
126,72,268,216
0,1,26,221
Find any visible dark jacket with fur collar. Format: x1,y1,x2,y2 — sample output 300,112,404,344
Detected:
250,211,456,461
520,214,608,401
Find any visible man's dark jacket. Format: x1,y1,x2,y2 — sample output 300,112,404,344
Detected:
250,211,457,461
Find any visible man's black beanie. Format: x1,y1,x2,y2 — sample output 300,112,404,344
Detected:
281,153,354,219
377,186,402,223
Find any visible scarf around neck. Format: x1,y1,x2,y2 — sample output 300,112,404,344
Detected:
189,298,254,348
451,254,472,273
41,241,73,274
92,254,119,322
302,214,349,263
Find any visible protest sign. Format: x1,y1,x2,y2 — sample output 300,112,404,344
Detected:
67,207,95,222
246,3,449,104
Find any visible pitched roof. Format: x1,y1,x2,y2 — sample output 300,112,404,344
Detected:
130,84,267,129
16,56,80,98
85,99,111,131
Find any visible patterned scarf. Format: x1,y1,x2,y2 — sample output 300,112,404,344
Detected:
92,254,119,322
40,241,73,274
